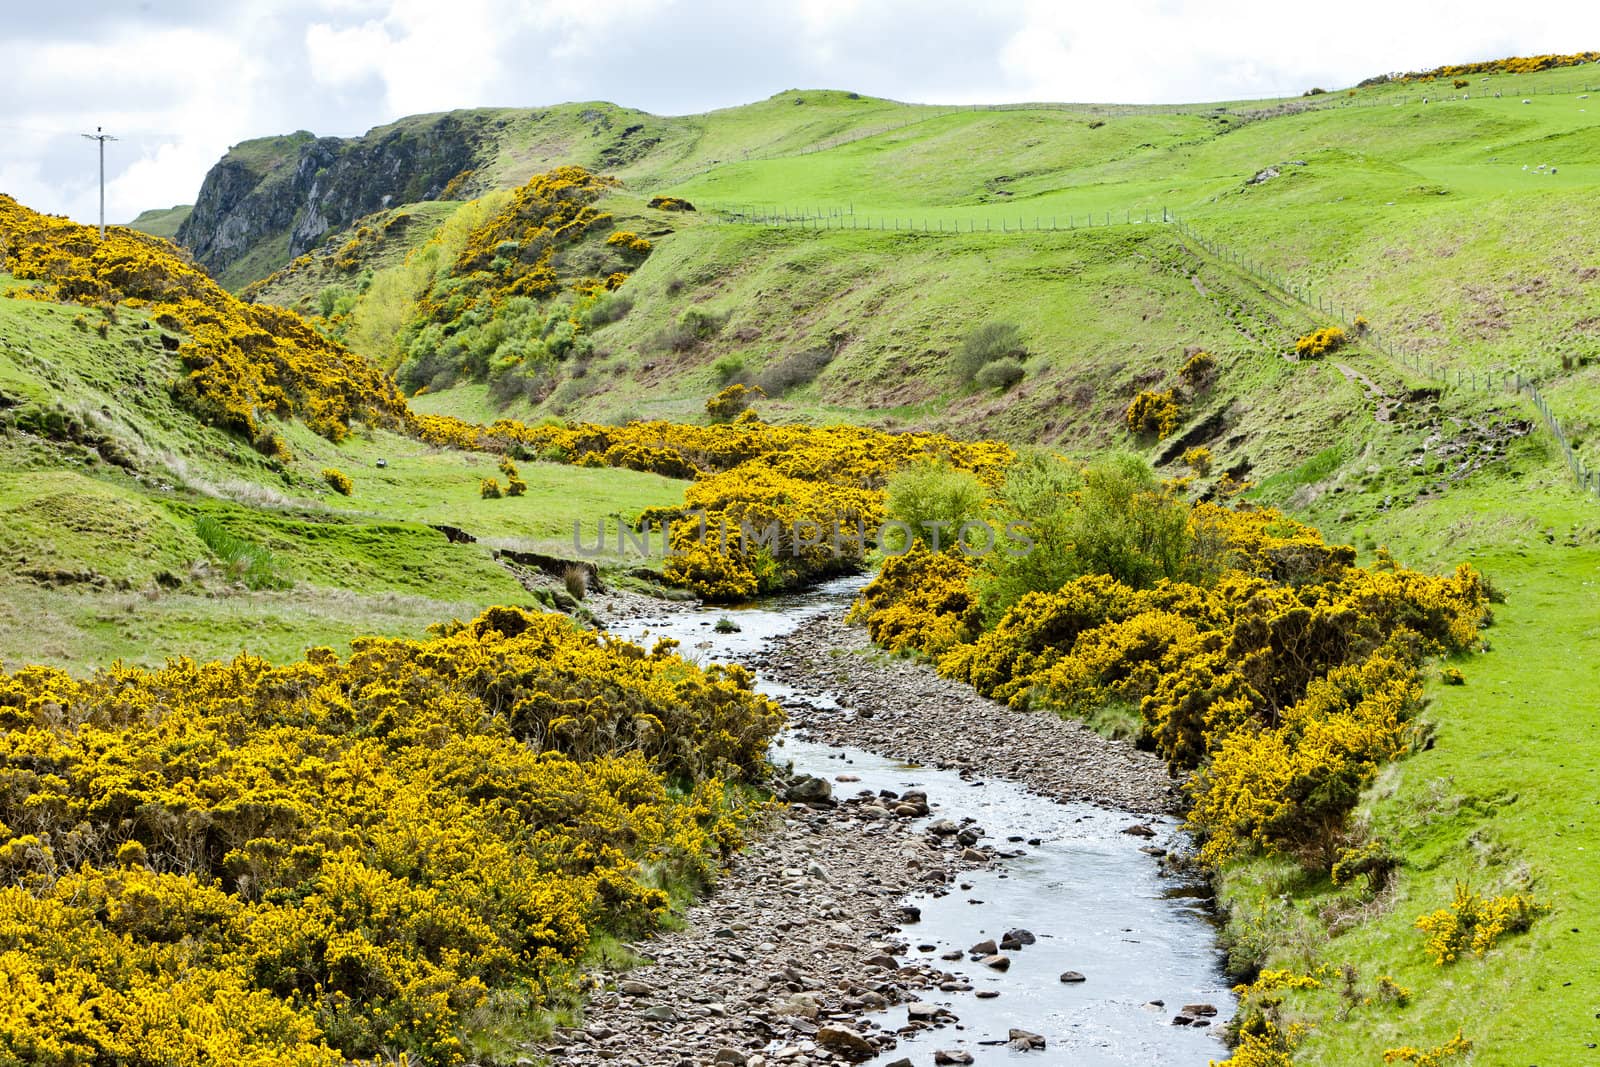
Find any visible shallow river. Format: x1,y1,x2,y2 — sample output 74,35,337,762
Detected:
606,576,1236,1065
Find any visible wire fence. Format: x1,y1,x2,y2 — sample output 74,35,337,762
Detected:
650,77,1600,187
708,201,1169,233
1169,215,1599,500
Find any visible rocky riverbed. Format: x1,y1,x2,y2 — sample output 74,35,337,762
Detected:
546,582,1229,1066
755,614,1181,816
546,785,991,1067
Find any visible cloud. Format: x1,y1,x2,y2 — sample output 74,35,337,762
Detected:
1,0,1597,223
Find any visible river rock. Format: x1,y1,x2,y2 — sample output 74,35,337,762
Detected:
1181,1003,1218,1016
934,1052,974,1065
712,1050,748,1065
907,1002,955,1023
928,818,960,836
816,1025,875,1060
1004,928,1036,946
1059,970,1087,983
1121,824,1157,838
960,847,989,863
969,939,997,956
981,954,1011,971
1009,1028,1047,1050
785,776,833,804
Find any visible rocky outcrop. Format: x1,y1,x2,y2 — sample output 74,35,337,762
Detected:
176,114,493,282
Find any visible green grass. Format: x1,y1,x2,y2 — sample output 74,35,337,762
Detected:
125,204,192,239
0,282,690,670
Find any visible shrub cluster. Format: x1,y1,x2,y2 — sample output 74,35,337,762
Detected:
1395,51,1599,80
755,346,834,397
952,321,1027,384
411,411,1011,600
853,454,1488,872
0,607,779,1065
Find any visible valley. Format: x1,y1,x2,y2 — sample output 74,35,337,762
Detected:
2,48,1598,1067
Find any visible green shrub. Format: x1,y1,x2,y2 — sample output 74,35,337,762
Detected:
974,357,1026,391
884,461,989,554
712,355,750,384
652,307,725,353
976,453,1191,621
953,322,1026,382
585,292,633,327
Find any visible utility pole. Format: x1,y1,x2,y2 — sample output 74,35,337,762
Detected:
80,127,117,239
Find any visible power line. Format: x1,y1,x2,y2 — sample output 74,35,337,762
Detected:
81,127,118,239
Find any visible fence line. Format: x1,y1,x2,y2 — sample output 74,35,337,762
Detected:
708,201,1169,233
1168,216,1599,500
650,79,1600,187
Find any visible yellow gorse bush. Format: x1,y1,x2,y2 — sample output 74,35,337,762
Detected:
416,167,621,329
856,499,1488,870
1125,389,1182,438
0,606,779,1065
1382,1032,1474,1065
1415,883,1546,965
415,410,1012,600
0,195,408,459
1396,52,1600,79
1295,326,1347,359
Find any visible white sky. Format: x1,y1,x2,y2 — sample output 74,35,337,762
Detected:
1,0,1596,224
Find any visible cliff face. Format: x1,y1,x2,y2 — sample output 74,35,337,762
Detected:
176,115,493,285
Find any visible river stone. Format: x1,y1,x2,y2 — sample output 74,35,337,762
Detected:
981,954,1011,971
1181,1003,1218,1016
785,776,833,804
934,1052,974,1065
712,1050,748,1065
907,1002,955,1022
618,980,653,995
1004,928,1037,946
1059,971,1087,983
960,848,989,863
640,1004,675,1021
1009,1029,1046,1049
1121,823,1157,838
816,1025,875,1060
928,819,960,836
969,939,997,956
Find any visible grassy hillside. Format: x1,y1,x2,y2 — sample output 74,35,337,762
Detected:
0,267,685,672
14,51,1600,1064
126,203,192,238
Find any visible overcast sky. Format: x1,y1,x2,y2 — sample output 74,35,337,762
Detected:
2,1,1596,225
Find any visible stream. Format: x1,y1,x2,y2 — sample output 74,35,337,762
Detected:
605,576,1236,1065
